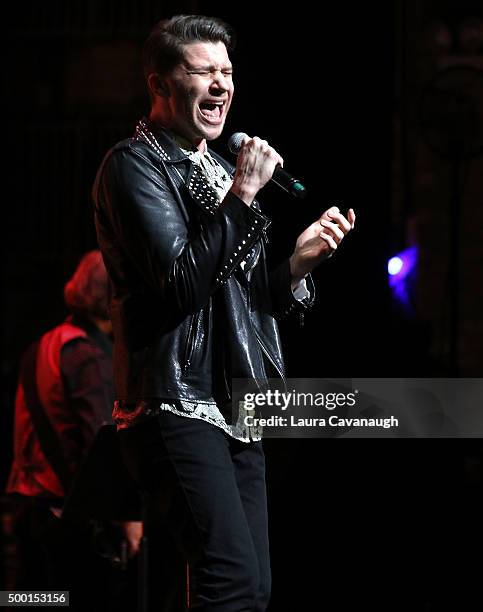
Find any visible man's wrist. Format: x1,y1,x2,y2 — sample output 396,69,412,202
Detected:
289,254,306,289
229,183,256,207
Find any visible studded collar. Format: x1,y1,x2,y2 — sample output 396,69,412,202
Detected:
134,118,238,215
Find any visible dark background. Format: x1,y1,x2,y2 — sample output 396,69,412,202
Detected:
3,1,483,609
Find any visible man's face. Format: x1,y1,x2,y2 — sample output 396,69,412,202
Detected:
162,41,234,146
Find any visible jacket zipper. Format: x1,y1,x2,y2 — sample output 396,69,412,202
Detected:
254,330,285,380
183,312,200,372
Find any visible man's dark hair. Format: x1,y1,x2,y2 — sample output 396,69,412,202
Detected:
142,14,235,81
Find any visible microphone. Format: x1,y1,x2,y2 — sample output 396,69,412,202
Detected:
227,132,307,199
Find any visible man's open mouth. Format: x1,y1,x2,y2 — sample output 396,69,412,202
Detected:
199,101,225,122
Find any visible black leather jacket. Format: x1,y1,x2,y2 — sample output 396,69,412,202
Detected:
93,122,314,422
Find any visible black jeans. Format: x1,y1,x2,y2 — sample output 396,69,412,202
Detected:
118,412,271,612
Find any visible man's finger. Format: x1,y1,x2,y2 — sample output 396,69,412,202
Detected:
320,219,345,243
348,208,356,228
326,211,352,234
319,231,338,251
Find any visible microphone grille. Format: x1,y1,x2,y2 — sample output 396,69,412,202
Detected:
228,132,248,155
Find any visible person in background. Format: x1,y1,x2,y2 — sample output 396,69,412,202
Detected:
6,250,141,611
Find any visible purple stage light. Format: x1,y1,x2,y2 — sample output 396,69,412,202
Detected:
388,247,418,311
388,256,403,276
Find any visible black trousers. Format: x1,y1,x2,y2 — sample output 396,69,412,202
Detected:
118,412,271,612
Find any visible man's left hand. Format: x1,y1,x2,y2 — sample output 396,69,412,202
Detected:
289,206,356,286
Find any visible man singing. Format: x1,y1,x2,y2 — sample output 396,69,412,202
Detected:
93,14,355,611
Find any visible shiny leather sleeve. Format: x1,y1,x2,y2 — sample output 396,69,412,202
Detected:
94,145,270,322
268,258,315,320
